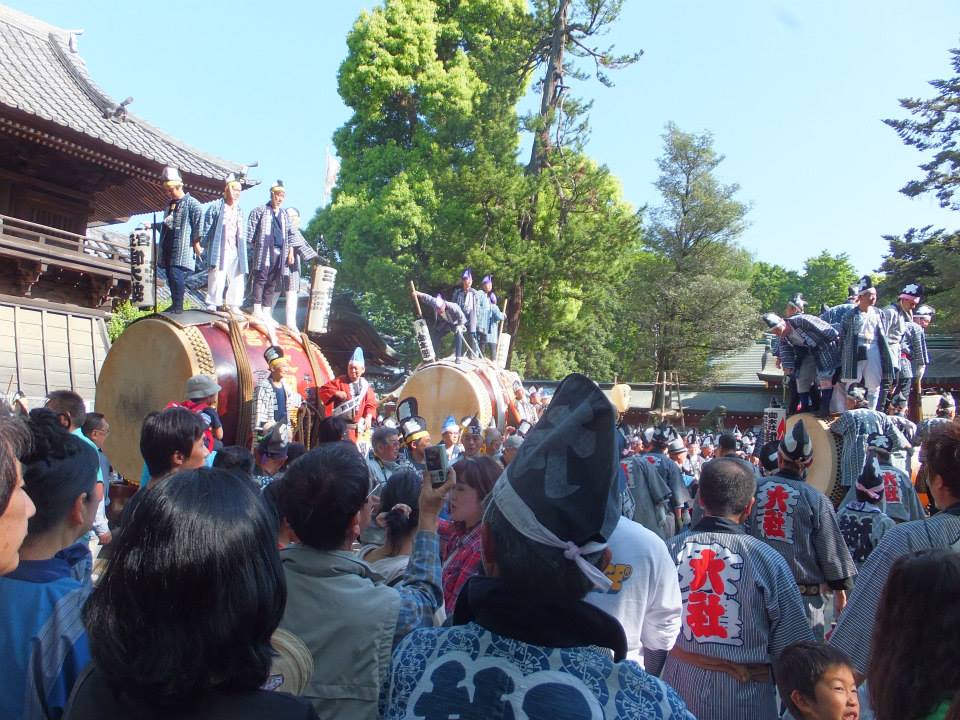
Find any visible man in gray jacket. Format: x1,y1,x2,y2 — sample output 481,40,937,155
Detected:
277,442,451,718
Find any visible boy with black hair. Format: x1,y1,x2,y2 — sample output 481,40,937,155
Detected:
140,407,208,486
774,641,859,720
716,432,740,457
654,457,813,720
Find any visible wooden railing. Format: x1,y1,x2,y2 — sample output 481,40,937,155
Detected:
0,213,129,275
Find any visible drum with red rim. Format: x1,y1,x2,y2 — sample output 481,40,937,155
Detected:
96,310,334,481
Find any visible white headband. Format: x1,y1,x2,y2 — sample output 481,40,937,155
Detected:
487,476,612,591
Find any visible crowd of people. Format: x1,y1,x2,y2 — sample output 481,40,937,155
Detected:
1,365,958,719
763,277,934,419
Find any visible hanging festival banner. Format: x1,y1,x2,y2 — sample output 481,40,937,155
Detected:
128,224,155,310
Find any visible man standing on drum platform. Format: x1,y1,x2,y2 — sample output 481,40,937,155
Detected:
155,167,203,314
247,181,297,321
252,346,302,438
839,276,894,411
412,290,469,362
748,422,857,641
201,174,247,315
880,281,924,405
452,268,482,357
477,275,504,358
763,310,840,419
317,347,377,445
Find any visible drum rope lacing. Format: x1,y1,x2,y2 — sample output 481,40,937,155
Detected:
227,318,254,447
296,330,326,449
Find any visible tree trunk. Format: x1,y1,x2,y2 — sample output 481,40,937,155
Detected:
527,0,569,175
508,0,569,367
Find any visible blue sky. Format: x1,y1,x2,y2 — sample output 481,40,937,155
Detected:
11,0,960,273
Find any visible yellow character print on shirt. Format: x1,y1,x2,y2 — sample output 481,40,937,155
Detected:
603,563,633,593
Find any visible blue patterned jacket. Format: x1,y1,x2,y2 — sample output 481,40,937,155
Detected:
201,199,249,274
840,307,895,382
898,322,929,377
777,314,841,374
155,193,203,270
247,204,297,276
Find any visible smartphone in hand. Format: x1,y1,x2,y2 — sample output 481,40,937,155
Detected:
424,444,449,488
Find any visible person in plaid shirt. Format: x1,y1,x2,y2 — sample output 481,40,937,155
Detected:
440,456,500,614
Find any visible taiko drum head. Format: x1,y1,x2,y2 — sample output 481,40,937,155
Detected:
784,413,842,502
398,358,524,441
96,316,200,480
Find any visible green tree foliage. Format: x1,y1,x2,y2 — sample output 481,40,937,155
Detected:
623,125,758,383
878,227,960,330
799,251,858,309
309,0,642,376
884,46,960,211
646,123,749,268
880,44,960,331
749,261,802,314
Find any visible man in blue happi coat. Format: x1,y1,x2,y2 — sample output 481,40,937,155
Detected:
155,166,203,314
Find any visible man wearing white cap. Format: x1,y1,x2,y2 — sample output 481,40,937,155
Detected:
452,268,482,357
412,290,468,362
748,422,857,640
762,310,840,418
899,303,934,407
318,347,377,445
154,167,203,314
383,373,694,719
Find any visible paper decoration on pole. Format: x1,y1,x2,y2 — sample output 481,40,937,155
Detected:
305,265,337,334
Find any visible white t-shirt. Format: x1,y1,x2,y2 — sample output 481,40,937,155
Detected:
585,516,682,662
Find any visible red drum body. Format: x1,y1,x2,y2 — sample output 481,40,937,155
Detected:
96,311,334,481
398,358,527,440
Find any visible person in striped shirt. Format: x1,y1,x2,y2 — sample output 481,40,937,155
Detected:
652,457,813,720
830,423,960,679
748,422,857,640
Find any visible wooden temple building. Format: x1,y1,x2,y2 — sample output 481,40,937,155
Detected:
0,4,254,404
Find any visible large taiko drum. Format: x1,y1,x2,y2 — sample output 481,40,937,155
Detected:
784,413,846,506
96,310,334,481
398,358,528,440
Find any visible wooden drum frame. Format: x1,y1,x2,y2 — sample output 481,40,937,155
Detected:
96,310,334,481
398,358,528,441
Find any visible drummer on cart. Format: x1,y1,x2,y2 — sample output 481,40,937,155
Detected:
252,345,302,441
318,347,377,447
411,290,469,362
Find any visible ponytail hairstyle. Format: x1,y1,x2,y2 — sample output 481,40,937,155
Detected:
377,469,421,550
21,408,99,535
